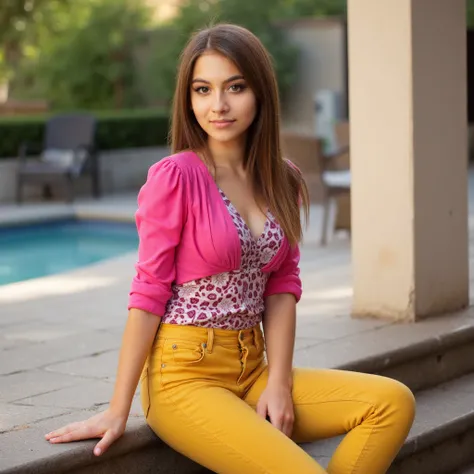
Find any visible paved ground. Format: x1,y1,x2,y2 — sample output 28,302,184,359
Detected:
1,168,474,470
0,196,361,434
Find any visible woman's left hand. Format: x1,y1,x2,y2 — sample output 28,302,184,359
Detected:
256,381,294,437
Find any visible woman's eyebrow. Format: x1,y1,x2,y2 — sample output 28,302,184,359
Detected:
191,74,245,85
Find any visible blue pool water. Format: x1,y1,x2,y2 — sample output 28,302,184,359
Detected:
0,220,138,285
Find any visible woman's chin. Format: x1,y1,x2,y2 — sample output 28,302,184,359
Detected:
207,130,247,145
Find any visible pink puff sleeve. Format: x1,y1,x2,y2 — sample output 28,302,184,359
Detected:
128,159,186,316
264,244,302,302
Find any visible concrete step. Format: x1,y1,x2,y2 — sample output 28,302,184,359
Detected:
372,325,474,394
4,308,474,474
4,371,474,474
307,372,474,474
308,309,474,394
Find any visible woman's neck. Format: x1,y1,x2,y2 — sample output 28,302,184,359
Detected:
207,137,246,172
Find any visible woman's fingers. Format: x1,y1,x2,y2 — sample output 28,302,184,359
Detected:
267,411,294,437
49,422,102,444
282,413,294,438
45,421,85,441
271,414,283,432
93,429,118,456
45,409,126,452
256,399,268,420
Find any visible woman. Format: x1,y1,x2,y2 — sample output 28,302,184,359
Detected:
45,23,415,473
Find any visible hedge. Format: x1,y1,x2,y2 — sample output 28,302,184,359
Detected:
0,109,170,159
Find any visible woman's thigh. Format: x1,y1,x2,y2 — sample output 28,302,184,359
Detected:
144,379,326,474
243,368,415,474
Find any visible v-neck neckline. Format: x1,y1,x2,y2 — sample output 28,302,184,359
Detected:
218,187,269,243
190,151,269,244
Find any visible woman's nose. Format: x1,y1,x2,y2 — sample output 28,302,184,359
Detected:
212,92,229,114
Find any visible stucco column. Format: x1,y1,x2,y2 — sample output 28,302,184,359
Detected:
348,0,469,321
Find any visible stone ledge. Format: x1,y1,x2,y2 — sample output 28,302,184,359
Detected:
0,198,136,228
1,417,164,474
293,307,474,376
1,415,207,474
5,371,474,474
4,308,474,473
0,205,75,228
398,372,474,460
338,314,474,375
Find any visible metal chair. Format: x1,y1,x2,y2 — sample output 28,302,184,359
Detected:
16,114,100,203
319,141,351,245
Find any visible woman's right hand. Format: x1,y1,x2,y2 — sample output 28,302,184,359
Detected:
44,407,127,456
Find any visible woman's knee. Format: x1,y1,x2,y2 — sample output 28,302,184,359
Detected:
376,376,416,427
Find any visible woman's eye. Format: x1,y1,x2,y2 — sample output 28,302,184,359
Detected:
229,84,246,92
195,86,209,94
193,84,246,94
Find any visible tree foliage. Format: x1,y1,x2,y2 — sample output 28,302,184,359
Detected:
468,0,474,28
8,1,474,112
6,0,152,108
277,0,346,18
146,0,349,107
147,0,301,108
36,0,151,109
0,0,72,80
3,0,348,108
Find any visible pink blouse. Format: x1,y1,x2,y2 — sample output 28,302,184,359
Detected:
128,150,302,317
162,189,284,329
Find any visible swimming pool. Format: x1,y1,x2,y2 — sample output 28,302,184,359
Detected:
0,220,138,285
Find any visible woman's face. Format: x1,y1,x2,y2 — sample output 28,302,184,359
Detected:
190,51,257,148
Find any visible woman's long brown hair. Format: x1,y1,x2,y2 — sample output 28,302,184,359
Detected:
170,23,309,246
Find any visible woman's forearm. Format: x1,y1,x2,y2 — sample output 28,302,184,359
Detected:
109,308,161,417
262,294,296,389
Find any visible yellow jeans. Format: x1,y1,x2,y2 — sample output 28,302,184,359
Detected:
140,323,415,474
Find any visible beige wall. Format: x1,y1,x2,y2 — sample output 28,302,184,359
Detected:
411,0,469,316
278,18,347,134
349,0,468,321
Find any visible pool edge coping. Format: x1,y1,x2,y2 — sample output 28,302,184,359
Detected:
0,208,135,228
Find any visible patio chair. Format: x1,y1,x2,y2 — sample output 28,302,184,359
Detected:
319,140,351,246
16,114,100,203
281,129,351,246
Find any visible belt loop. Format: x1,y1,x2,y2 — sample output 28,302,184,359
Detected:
206,328,214,354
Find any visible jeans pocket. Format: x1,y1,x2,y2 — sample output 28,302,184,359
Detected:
169,340,205,365
159,339,207,390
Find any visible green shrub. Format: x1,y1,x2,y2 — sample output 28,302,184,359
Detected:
94,110,170,151
0,109,170,159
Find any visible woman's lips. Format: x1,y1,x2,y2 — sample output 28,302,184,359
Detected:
210,120,235,129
